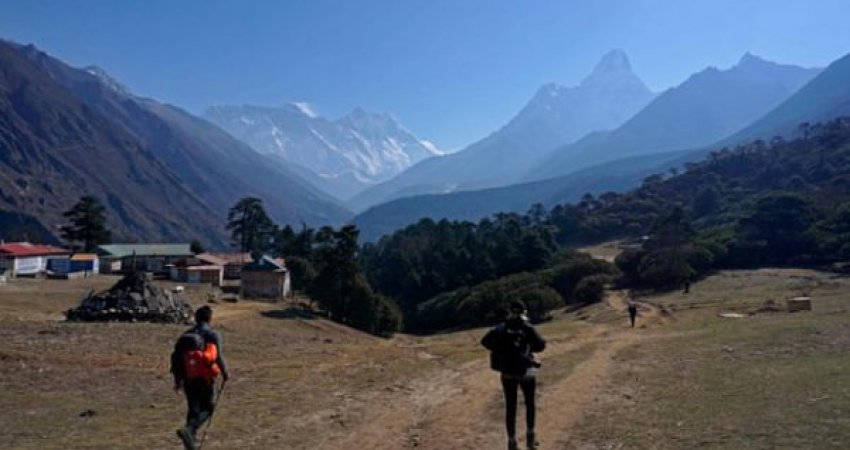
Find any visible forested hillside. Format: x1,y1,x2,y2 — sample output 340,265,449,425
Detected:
549,117,850,285
350,117,850,333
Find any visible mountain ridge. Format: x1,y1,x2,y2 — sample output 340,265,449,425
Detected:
527,53,820,181
353,53,834,241
0,40,349,245
348,50,656,211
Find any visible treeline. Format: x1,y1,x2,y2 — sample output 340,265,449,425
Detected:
358,214,619,332
238,117,850,336
233,200,618,335
357,117,850,332
359,213,556,317
572,117,850,287
414,251,617,332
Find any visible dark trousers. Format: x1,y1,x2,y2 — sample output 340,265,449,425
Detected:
501,375,536,439
184,378,215,435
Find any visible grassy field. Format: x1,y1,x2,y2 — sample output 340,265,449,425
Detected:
570,269,850,450
1,269,850,449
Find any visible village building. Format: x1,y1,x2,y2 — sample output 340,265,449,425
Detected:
209,252,252,279
170,253,225,287
241,254,291,301
96,244,193,275
0,242,71,277
46,253,100,279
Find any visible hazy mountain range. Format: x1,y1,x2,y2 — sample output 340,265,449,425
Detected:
348,50,656,211
353,53,840,241
528,53,820,180
205,104,442,200
2,38,848,246
0,40,349,246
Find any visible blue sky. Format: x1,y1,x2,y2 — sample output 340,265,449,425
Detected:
2,0,849,150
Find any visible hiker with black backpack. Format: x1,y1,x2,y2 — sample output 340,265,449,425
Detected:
171,305,230,450
481,301,546,450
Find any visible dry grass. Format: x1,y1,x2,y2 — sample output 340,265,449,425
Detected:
571,269,850,450
0,276,430,449
4,269,850,449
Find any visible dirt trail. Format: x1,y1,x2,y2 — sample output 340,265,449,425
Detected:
537,291,665,448
408,326,612,450
310,290,669,450
606,289,664,326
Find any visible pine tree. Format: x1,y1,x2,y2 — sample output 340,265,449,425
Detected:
226,197,274,253
60,195,112,252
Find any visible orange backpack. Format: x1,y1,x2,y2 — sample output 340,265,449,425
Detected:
183,340,221,380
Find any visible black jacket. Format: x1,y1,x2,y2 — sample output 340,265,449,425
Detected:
481,319,546,376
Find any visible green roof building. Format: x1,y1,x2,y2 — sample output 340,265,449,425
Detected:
96,243,193,274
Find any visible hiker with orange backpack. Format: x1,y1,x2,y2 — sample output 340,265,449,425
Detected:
171,305,230,450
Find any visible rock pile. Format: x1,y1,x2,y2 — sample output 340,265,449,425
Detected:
65,272,192,323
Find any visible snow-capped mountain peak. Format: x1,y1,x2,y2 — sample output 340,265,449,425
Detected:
419,139,445,156
338,107,399,130
290,101,318,118
204,103,442,199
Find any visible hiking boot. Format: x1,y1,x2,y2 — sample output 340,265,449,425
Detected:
507,438,519,450
527,431,539,449
176,427,196,450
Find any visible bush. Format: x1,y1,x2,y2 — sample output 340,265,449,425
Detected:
516,286,563,322
573,274,609,304
614,249,643,284
549,256,618,302
414,272,562,332
637,249,695,288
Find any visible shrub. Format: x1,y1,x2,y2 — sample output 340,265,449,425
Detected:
549,257,618,302
573,274,610,304
614,249,643,284
516,286,563,322
637,249,695,288
414,272,562,332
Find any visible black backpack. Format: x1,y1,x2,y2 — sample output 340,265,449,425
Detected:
487,324,534,375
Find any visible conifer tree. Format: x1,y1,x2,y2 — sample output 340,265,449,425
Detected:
60,195,111,252
227,197,274,253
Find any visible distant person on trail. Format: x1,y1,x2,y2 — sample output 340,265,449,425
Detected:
171,305,230,450
481,301,546,450
628,300,638,328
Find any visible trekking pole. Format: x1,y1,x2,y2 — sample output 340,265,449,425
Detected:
197,379,227,450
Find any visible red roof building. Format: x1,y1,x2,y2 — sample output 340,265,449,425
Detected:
0,243,69,256
0,242,71,276
209,252,253,279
